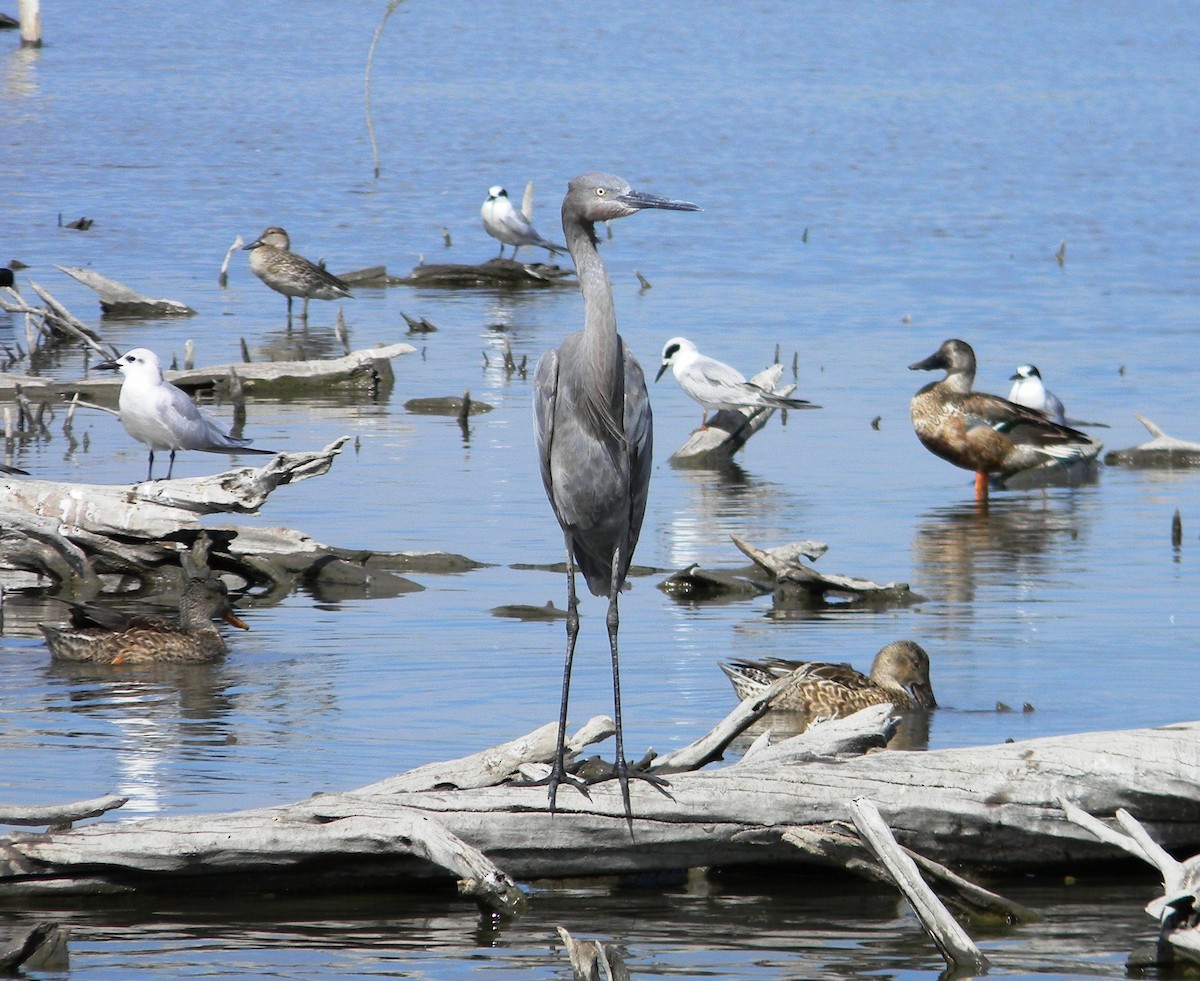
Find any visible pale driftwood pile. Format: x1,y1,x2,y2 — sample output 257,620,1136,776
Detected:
2,706,1198,920
658,535,918,610
0,439,470,600
1065,800,1200,969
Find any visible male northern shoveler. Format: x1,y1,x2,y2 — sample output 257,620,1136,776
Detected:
243,226,351,325
40,576,248,664
908,339,1102,501
720,640,937,719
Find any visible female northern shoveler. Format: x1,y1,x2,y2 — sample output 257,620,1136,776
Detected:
908,339,1101,501
720,639,937,718
243,226,351,325
40,576,248,664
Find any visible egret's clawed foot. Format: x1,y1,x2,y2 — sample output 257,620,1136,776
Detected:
521,761,592,815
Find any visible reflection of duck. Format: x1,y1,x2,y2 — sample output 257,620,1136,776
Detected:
721,640,936,716
909,339,1101,501
40,577,248,664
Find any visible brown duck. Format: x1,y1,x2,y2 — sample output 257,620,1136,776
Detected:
40,576,248,664
720,640,937,718
908,338,1101,501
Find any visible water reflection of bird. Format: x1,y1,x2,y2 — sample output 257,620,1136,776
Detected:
40,576,248,664
243,226,351,326
909,339,1101,502
533,172,699,821
1008,364,1108,429
97,348,274,481
655,337,819,429
721,640,937,717
481,185,567,259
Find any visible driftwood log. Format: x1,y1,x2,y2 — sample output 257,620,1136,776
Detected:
1,710,1198,908
397,257,573,288
56,265,196,318
1104,414,1200,468
0,440,448,599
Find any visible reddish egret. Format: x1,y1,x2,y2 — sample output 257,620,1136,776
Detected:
909,339,1101,501
532,172,699,821
481,185,566,259
243,227,351,325
655,336,819,429
97,348,273,481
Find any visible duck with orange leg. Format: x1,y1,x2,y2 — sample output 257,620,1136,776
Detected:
908,339,1102,502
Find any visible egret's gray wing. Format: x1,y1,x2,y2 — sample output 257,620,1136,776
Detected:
622,344,653,565
532,348,559,505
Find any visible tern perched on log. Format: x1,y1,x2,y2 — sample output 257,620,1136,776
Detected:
98,348,274,481
481,185,566,259
656,336,819,429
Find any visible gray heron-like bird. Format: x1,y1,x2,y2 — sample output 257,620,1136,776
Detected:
532,172,699,822
481,185,567,259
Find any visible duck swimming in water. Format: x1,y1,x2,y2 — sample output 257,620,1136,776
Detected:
720,640,937,720
40,575,248,664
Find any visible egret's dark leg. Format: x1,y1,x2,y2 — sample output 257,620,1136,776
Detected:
166,449,176,480
497,243,506,259
600,547,672,829
146,450,155,482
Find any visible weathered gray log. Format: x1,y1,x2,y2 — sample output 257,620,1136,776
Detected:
1,716,1199,900
0,439,433,597
0,343,416,398
1104,414,1200,468
849,797,991,974
56,265,196,318
0,794,128,829
731,535,919,607
1064,799,1200,968
557,926,631,981
398,258,573,287
669,365,804,465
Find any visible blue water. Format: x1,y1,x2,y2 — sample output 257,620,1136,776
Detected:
1,1,1197,976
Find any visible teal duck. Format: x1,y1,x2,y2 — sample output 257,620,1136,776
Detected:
243,226,351,325
720,640,937,718
40,576,248,664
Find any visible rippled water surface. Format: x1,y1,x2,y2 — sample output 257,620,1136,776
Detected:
2,1,1198,977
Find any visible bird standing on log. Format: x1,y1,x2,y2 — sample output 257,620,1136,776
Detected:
655,336,819,429
481,185,567,259
532,173,699,822
98,348,274,481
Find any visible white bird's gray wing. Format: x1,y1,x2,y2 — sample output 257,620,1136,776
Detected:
157,382,264,453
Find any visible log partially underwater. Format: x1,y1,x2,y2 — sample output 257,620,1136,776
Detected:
0,440,456,599
1,711,1198,903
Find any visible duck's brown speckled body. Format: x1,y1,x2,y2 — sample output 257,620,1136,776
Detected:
243,226,351,324
40,577,248,664
720,640,937,718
